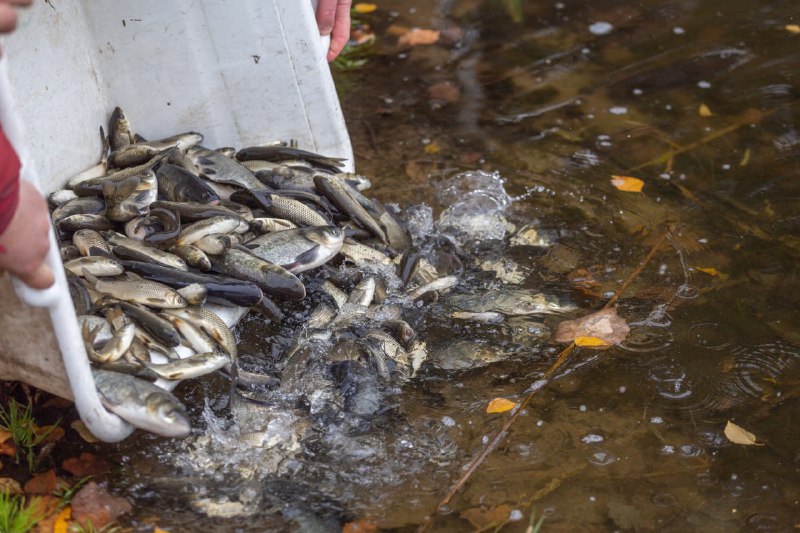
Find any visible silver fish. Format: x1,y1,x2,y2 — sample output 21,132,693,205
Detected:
188,146,265,190
65,256,124,277
143,351,230,381
93,369,191,437
243,225,344,273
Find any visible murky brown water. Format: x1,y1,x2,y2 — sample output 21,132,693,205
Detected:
109,1,800,531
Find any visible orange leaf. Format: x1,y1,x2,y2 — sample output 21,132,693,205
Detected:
575,336,610,347
62,452,111,478
398,28,440,46
0,477,23,494
154,528,170,533
610,175,645,192
424,142,441,154
24,469,58,495
461,504,514,529
353,3,377,14
486,398,517,413
53,507,71,533
698,104,713,117
36,424,65,445
0,430,16,456
785,24,800,33
71,481,132,530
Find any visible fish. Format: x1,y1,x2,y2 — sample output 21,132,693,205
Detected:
160,313,216,354
338,241,393,268
143,351,230,381
151,200,247,224
176,216,243,246
347,277,375,306
73,229,112,257
102,170,158,222
84,322,136,363
84,271,188,309
259,194,331,227
177,283,208,306
243,225,343,273
125,208,181,244
64,256,124,277
51,196,105,224
187,146,265,190
104,231,188,271
168,244,211,272
108,106,133,151
446,289,576,316
194,234,232,256
208,247,306,300
56,215,114,233
49,189,79,207
249,217,297,234
407,275,459,300
96,298,181,347
93,369,191,437
66,127,110,187
235,145,347,173
314,175,386,242
156,163,220,204
110,132,203,168
117,260,264,308
163,306,237,360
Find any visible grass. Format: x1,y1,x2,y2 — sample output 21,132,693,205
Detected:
0,399,60,473
0,492,46,533
526,508,545,533
68,520,122,533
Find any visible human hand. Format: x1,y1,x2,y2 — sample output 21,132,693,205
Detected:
316,0,352,62
0,180,54,289
0,0,32,35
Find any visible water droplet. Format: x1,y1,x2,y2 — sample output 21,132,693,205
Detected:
589,21,614,35
651,492,677,507
581,433,605,444
588,450,617,466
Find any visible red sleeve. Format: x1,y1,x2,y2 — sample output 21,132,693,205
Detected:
0,124,21,237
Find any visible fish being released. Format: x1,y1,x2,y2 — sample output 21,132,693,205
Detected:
243,225,344,273
93,369,191,437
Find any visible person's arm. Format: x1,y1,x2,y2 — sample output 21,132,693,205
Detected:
315,0,352,62
0,126,53,289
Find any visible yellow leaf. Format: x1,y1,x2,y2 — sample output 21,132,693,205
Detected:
698,104,713,117
695,267,719,276
610,175,645,192
785,24,800,33
424,142,441,154
486,398,517,413
53,506,71,533
398,28,441,46
724,420,764,446
154,528,170,533
574,336,610,347
353,3,378,14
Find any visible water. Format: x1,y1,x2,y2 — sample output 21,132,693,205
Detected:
108,0,800,530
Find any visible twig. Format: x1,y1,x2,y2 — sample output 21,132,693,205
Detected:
416,230,672,532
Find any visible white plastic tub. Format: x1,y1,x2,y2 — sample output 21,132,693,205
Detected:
0,0,352,442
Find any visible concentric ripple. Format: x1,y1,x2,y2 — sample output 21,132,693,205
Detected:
619,325,674,353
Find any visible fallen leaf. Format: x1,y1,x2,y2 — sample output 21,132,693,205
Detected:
62,452,111,478
353,3,377,14
461,504,513,529
428,81,461,103
30,495,61,533
724,420,764,446
398,28,440,46
575,336,610,347
424,142,441,154
71,481,132,530
70,420,100,443
0,428,12,445
0,476,23,494
0,430,16,457
153,528,170,533
24,469,58,495
785,24,800,33
385,24,410,37
610,175,645,192
35,424,65,445
698,103,713,117
40,397,73,410
486,398,518,413
53,507,71,533
342,519,379,532
555,307,630,347
695,267,719,276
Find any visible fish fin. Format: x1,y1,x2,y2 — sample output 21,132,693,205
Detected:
102,175,141,203
242,243,259,250
88,246,112,258
281,245,320,272
82,269,99,287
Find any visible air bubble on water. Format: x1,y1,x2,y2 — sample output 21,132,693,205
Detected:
589,21,614,35
609,106,628,115
509,509,523,521
660,445,675,455
581,433,605,444
579,404,587,412
441,416,456,427
698,80,711,89
650,416,663,424
673,27,685,34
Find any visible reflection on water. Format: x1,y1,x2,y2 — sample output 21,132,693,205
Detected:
111,0,800,530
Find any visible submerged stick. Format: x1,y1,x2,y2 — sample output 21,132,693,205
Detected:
416,229,672,532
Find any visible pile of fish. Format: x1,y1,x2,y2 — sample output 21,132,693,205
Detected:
50,107,451,438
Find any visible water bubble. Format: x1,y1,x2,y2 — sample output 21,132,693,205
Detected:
697,80,711,89
678,443,704,457
509,509,524,521
647,359,692,400
685,322,734,350
436,171,512,244
581,433,605,444
441,416,456,427
660,445,675,455
673,27,685,35
588,450,617,466
744,512,782,531
609,106,628,115
589,21,614,35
